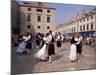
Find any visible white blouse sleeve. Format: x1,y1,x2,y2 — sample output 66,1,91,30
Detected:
23,35,31,41
46,35,52,43
75,38,80,44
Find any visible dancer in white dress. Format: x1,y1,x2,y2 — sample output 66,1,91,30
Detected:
16,41,26,53
16,35,27,53
69,36,77,62
35,33,49,61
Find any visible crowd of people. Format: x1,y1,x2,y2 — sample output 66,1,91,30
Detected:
12,30,64,63
83,36,96,47
12,30,95,63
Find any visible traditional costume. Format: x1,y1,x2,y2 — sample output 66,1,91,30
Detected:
69,37,77,61
75,36,82,55
25,34,32,50
16,35,27,53
56,35,62,47
48,34,55,56
16,41,26,53
35,37,48,60
36,34,42,49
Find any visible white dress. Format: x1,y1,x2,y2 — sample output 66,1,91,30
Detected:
16,41,26,53
35,37,48,60
69,44,77,61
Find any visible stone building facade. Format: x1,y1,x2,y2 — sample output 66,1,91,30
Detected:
57,8,96,36
11,1,20,34
17,1,56,34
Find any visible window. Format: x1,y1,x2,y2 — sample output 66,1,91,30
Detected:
83,18,85,21
74,27,75,32
47,16,50,22
87,17,89,20
38,2,42,5
91,16,93,19
36,9,43,12
47,26,50,29
91,23,93,30
69,28,70,32
27,14,31,21
87,24,89,30
80,20,82,22
27,25,31,29
83,25,85,31
37,15,41,22
70,28,72,32
37,26,40,29
80,26,82,31
47,10,50,13
28,8,31,11
72,28,73,32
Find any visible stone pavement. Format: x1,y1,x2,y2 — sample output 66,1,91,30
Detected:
11,42,96,74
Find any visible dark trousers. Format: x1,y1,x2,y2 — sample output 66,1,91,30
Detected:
77,43,82,55
36,40,41,46
57,41,62,47
48,44,55,56
26,42,32,49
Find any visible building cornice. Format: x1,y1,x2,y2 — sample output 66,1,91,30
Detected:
19,5,56,10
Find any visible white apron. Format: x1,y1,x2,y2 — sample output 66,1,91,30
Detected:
16,41,26,53
69,44,77,61
35,44,48,60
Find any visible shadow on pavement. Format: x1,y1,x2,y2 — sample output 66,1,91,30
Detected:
11,46,40,75
53,54,63,61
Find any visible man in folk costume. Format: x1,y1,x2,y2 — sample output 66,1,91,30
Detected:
56,32,62,48
75,32,83,59
36,33,42,49
24,32,32,54
47,30,55,63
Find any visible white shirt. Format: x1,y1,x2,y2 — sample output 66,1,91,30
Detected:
61,35,64,41
46,34,52,43
43,37,47,42
56,35,64,41
23,35,31,42
56,35,61,41
75,37,81,45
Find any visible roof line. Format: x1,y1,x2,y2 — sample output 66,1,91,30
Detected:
19,5,56,10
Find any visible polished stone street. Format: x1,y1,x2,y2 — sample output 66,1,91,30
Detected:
11,42,96,74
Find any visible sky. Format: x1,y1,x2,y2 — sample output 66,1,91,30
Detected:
16,0,95,25
47,3,95,24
